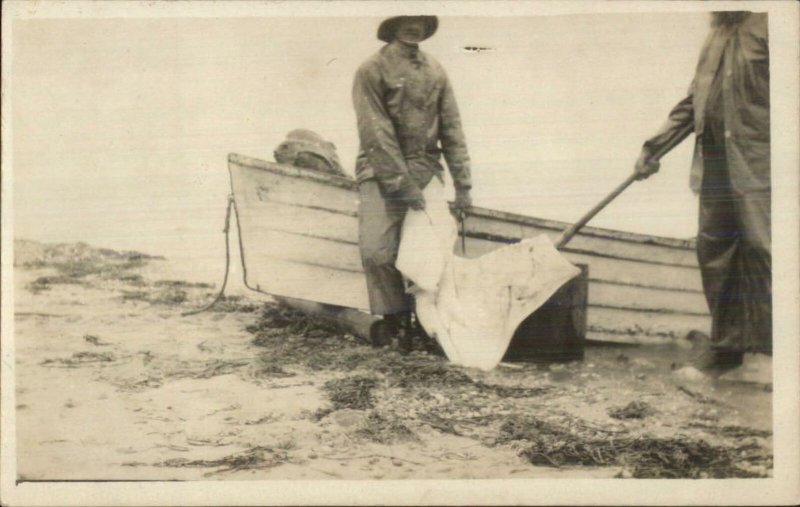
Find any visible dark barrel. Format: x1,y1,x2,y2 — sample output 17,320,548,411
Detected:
503,264,588,363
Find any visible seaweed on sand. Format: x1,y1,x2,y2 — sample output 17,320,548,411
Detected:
148,286,188,305
117,273,146,286
355,412,419,444
248,302,365,366
251,356,296,379
20,240,161,265
685,423,772,439
379,356,552,398
496,415,568,443
477,382,552,399
159,446,291,474
323,375,379,410
676,385,722,405
20,241,163,292
27,275,89,293
84,334,110,346
380,359,475,389
418,413,463,436
250,327,351,369
247,303,343,336
20,241,158,277
120,286,191,306
110,355,264,391
121,290,151,302
153,282,259,309
171,359,251,380
153,280,214,289
121,287,187,305
246,303,352,352
497,415,772,478
208,295,261,313
41,351,115,367
608,401,653,420
312,407,335,421
250,301,554,404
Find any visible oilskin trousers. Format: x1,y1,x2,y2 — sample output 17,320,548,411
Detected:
697,132,772,354
357,179,411,316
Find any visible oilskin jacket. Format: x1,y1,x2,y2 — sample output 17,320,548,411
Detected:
643,13,769,193
352,41,472,195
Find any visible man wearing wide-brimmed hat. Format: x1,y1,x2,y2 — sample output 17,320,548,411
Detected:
352,16,473,352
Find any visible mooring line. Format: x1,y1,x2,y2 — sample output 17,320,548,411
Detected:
181,196,234,317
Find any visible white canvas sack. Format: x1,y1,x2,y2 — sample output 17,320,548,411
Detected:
397,180,580,371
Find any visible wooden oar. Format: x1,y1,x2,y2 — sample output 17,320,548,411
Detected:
555,123,693,249
555,173,639,249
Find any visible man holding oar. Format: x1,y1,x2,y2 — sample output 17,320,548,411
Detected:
634,11,771,372
352,16,473,353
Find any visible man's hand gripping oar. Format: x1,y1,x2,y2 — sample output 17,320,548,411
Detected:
555,123,693,249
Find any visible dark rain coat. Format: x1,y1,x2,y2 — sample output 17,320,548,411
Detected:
643,12,769,194
642,13,771,354
352,41,472,194
352,41,472,316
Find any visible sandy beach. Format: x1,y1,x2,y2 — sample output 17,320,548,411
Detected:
12,239,773,481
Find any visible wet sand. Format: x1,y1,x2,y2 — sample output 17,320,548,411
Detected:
12,239,772,480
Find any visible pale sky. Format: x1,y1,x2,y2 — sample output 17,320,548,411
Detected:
11,13,711,259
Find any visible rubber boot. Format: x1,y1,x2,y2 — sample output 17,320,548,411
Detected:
369,319,395,348
393,312,414,355
371,311,413,352
692,348,745,372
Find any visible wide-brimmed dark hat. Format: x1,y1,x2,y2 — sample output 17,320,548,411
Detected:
377,16,438,43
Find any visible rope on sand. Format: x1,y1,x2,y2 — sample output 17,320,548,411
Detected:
181,196,234,317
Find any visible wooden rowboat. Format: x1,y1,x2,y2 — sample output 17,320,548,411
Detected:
228,153,710,346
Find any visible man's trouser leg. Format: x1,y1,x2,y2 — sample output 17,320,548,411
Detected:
357,180,410,316
736,190,772,354
697,135,772,355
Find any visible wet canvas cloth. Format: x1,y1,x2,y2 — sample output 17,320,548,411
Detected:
397,181,581,371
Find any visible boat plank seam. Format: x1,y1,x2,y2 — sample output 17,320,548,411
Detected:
239,227,358,247
229,153,698,252
241,254,364,275
241,230,706,295
587,324,696,336
587,277,705,295
466,231,699,269
589,303,709,317
465,207,697,251
253,188,358,217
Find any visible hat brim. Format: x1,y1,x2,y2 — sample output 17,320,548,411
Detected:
377,16,438,43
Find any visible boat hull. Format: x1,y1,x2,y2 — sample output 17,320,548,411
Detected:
228,153,710,345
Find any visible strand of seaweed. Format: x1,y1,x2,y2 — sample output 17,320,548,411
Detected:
496,415,772,478
249,301,773,478
156,446,294,476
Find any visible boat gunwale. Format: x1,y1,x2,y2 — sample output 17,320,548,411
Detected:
228,152,697,251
